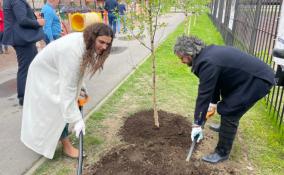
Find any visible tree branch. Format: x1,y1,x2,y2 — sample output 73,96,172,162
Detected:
129,30,152,51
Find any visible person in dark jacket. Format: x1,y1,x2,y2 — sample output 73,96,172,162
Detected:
2,0,45,106
174,35,275,163
104,0,118,35
0,1,8,54
117,0,126,33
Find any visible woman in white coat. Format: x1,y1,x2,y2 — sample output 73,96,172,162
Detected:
21,23,114,159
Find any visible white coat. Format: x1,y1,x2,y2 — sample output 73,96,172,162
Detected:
21,32,88,159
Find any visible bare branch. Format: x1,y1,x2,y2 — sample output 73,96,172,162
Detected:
129,30,152,51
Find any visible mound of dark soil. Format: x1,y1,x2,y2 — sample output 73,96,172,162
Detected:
84,110,236,175
120,110,192,149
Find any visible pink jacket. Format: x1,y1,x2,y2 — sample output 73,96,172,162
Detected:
0,9,4,32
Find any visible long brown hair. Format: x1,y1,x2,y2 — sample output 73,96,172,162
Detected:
81,23,114,77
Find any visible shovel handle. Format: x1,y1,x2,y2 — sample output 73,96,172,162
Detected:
77,131,84,175
77,106,84,175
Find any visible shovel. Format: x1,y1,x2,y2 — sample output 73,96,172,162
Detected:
77,89,89,175
77,106,84,175
185,134,199,161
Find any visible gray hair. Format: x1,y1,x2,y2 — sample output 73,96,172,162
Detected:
174,35,205,58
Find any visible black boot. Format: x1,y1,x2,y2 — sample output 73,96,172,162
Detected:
19,98,24,106
202,152,229,163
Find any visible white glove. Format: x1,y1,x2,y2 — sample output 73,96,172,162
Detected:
74,119,85,138
191,125,203,143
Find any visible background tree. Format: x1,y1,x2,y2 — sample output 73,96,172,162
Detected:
177,0,210,35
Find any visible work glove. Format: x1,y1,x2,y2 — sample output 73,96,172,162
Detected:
191,125,203,143
80,87,88,98
206,103,217,119
74,118,85,138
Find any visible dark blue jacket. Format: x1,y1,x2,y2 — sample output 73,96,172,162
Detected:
118,3,126,15
2,0,43,46
192,45,275,125
104,0,118,14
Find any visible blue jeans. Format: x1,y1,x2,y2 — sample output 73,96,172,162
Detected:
117,15,126,33
108,13,117,35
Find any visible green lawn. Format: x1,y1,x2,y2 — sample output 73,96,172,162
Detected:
34,14,284,175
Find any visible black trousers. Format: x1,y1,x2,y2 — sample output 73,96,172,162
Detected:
215,115,240,156
13,43,38,101
0,32,8,52
215,78,273,156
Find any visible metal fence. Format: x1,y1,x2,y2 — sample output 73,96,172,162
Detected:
210,0,283,132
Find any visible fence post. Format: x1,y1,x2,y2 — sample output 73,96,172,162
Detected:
224,0,231,27
210,0,215,16
248,0,262,54
229,0,240,46
272,0,284,130
218,0,224,22
213,0,219,20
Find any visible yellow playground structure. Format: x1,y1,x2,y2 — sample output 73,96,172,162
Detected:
69,12,103,32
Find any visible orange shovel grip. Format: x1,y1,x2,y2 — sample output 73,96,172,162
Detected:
78,96,89,107
206,109,216,120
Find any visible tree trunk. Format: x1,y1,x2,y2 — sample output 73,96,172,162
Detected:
184,13,188,34
152,53,159,128
187,15,191,35
149,2,159,128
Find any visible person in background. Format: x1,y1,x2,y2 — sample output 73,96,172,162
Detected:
0,0,8,54
117,0,126,34
2,0,45,106
173,35,275,163
104,0,118,36
21,23,114,159
130,0,136,13
41,0,61,44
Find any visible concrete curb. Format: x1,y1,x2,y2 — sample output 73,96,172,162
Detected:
24,157,47,175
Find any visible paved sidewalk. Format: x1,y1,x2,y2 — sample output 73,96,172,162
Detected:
0,13,185,175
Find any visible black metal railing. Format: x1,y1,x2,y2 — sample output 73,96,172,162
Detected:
210,0,283,131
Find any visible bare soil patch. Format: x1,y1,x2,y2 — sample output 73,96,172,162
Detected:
84,110,238,175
